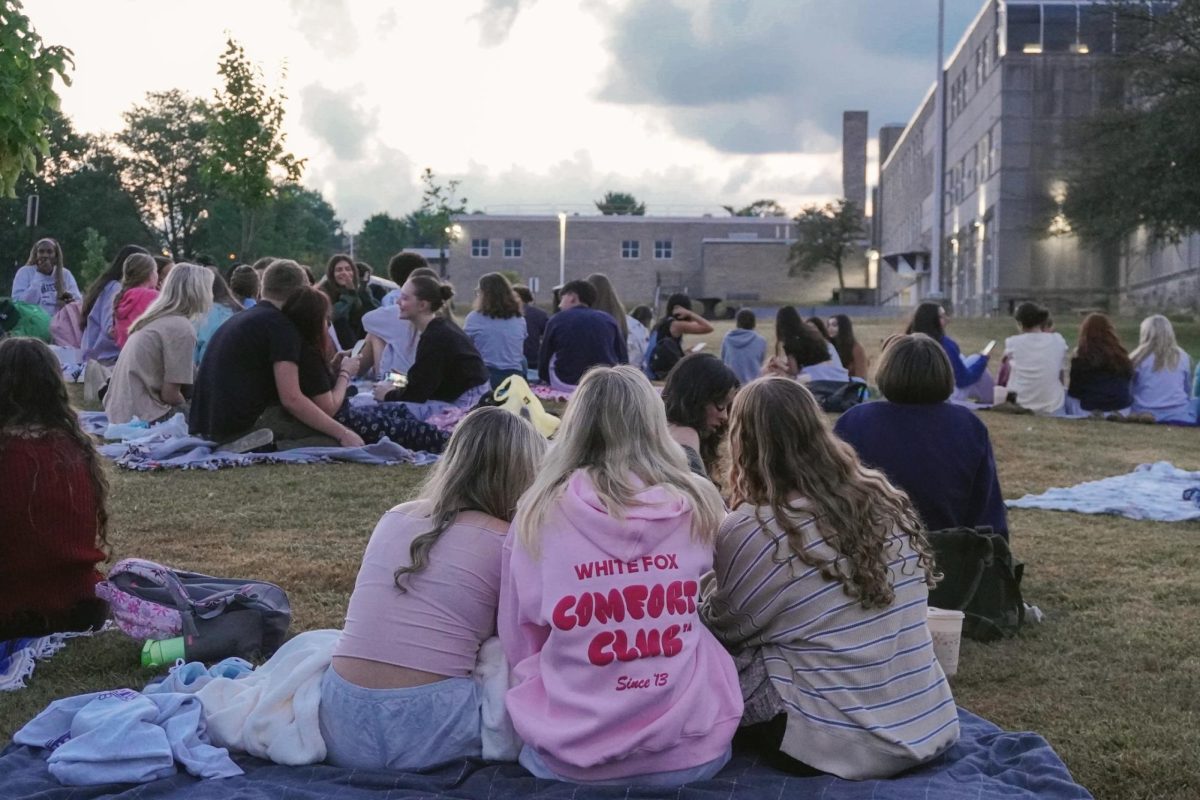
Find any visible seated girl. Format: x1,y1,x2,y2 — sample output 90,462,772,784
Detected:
767,307,844,381
360,266,446,380
1130,315,1195,424
661,353,739,479
282,287,449,453
1003,302,1068,414
834,334,1007,537
908,301,992,402
703,376,958,779
194,266,244,366
828,313,869,380
318,253,378,350
646,294,713,378
1067,313,1132,414
464,272,527,389
112,252,160,348
320,407,546,770
80,245,150,365
0,338,109,640
372,276,490,421
104,264,213,425
500,365,742,787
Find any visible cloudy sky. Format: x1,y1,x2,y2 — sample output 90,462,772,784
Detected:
29,0,980,229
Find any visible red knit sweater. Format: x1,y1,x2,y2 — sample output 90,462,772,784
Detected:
0,431,106,630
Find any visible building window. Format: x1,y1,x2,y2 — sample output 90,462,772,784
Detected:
1008,4,1042,53
471,238,489,257
621,240,640,259
1043,5,1078,53
503,238,522,258
654,240,672,259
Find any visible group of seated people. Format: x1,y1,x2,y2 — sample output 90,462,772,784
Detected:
908,300,1196,423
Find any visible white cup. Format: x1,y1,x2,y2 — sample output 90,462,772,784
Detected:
992,385,1008,406
927,608,965,677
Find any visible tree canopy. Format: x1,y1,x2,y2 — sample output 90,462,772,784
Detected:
788,199,863,290
1063,1,1200,245
723,199,787,217
595,191,646,215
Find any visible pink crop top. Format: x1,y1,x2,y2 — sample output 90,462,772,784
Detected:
333,501,508,677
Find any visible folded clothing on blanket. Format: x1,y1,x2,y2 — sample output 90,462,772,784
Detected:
0,706,1092,798
1007,461,1200,522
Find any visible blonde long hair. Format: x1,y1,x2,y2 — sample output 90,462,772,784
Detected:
513,365,724,556
728,377,937,608
129,263,213,335
394,407,546,591
1130,315,1183,372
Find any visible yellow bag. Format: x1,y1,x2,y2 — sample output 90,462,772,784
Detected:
493,375,560,438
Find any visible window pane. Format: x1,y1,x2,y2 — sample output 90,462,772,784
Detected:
1043,6,1077,53
1007,5,1042,53
1080,6,1113,54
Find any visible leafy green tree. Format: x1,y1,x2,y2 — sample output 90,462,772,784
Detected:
1063,2,1200,245
78,227,108,286
204,38,304,257
723,199,787,217
192,183,342,268
0,1,73,197
788,199,863,290
595,191,645,215
419,168,467,274
117,90,212,260
355,212,412,270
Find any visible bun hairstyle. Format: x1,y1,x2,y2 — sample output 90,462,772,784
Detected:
1014,301,1050,330
408,275,454,311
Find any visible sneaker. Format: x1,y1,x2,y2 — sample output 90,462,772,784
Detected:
218,428,274,454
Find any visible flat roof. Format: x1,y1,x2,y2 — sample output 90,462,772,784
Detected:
451,214,790,224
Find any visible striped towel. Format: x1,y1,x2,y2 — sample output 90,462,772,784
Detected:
0,624,110,692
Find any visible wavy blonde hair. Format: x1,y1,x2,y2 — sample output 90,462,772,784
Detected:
129,263,213,335
394,406,546,591
513,365,724,556
727,377,937,608
1130,314,1183,372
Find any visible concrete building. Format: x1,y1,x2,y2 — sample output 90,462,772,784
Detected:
842,111,869,224
445,214,847,308
875,0,1193,315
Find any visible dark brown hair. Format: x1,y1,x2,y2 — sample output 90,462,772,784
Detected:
388,252,430,286
408,275,454,311
875,333,954,404
282,286,334,360
475,272,521,319
1014,301,1050,330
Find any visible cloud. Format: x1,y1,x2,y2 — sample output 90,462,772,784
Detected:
299,83,378,161
596,0,980,154
472,0,536,46
288,0,359,56
307,144,421,230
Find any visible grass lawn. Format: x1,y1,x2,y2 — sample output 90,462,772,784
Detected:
3,316,1199,799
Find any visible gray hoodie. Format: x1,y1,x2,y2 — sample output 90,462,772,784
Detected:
721,328,767,384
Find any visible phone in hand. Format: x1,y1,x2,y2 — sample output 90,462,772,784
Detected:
350,339,366,358
981,340,997,357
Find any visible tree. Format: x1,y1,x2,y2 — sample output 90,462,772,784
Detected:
117,90,212,259
205,37,304,257
595,191,645,215
78,227,108,286
0,1,73,197
191,182,342,267
723,199,787,217
355,212,412,270
1063,2,1200,245
419,168,467,275
788,199,863,290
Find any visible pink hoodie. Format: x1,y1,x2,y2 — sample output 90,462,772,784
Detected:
114,287,158,347
499,470,742,782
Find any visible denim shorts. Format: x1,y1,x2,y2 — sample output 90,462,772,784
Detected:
318,666,482,771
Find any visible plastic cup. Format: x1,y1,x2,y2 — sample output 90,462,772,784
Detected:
141,636,186,669
992,385,1008,406
927,608,964,677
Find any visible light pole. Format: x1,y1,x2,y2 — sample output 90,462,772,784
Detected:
929,0,947,300
557,212,567,287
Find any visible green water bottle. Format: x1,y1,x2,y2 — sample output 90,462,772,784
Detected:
141,636,186,669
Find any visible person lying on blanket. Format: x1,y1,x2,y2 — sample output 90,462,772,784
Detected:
499,366,743,788
702,377,959,779
0,338,109,641
320,407,545,771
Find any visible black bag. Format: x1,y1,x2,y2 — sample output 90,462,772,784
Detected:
648,321,685,379
806,380,867,413
926,527,1024,642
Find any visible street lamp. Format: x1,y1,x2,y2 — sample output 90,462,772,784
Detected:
557,212,567,287
930,0,947,300
441,223,463,279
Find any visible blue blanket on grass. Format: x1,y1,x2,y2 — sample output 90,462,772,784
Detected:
0,708,1091,799
1007,461,1200,522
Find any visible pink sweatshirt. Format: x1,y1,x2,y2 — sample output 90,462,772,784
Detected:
499,470,742,782
114,287,158,347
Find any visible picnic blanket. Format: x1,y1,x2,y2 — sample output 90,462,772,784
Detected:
0,706,1092,798
79,412,438,471
1007,461,1200,522
0,624,111,693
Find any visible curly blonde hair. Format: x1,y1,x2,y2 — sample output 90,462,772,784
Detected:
727,377,938,608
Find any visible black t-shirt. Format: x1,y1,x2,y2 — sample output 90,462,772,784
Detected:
386,317,488,403
296,344,335,398
189,304,303,437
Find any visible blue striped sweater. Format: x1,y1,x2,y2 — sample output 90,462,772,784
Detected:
701,501,959,779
